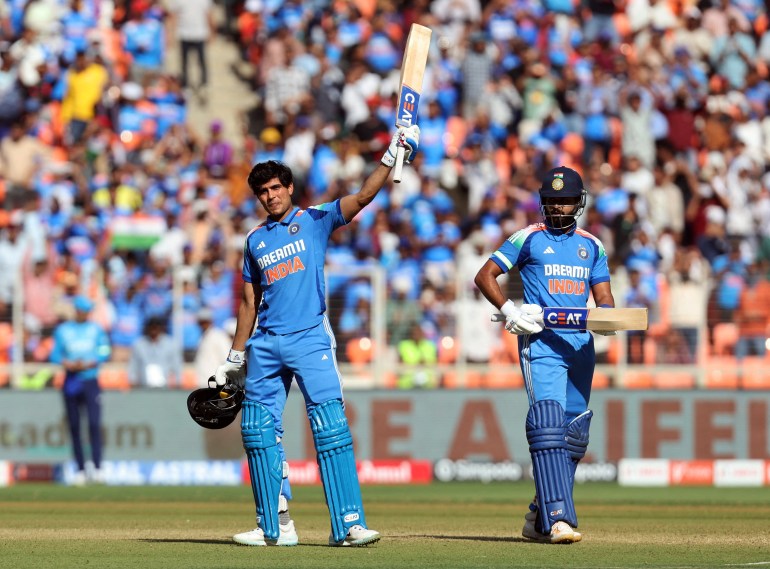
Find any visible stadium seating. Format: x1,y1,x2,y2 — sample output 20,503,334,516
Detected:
712,323,739,356
622,370,654,389
437,336,459,364
740,356,770,390
346,338,375,365
0,323,12,363
442,370,483,389
98,368,131,391
592,371,610,389
482,368,523,389
180,369,199,391
704,356,740,389
652,371,696,390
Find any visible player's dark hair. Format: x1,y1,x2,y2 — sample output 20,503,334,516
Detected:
248,161,293,194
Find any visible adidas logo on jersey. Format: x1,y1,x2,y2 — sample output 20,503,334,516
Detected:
543,246,555,254
256,241,266,250
322,354,329,361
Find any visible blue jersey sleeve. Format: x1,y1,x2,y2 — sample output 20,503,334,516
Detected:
242,232,258,284
582,231,610,286
307,200,348,235
490,226,538,273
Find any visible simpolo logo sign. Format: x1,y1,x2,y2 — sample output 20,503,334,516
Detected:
433,459,524,483
432,460,618,483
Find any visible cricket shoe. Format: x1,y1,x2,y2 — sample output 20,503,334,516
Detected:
549,521,582,544
522,516,581,544
522,507,547,541
329,525,381,547
233,520,299,546
71,471,87,487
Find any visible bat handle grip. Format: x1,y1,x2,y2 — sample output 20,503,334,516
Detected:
393,146,406,183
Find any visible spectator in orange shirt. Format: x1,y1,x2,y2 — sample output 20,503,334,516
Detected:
734,260,770,360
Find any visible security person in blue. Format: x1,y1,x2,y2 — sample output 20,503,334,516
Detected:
215,125,420,547
474,166,616,544
50,296,112,486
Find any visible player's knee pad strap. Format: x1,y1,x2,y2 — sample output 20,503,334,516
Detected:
241,401,282,540
309,399,366,543
526,399,577,532
566,410,593,463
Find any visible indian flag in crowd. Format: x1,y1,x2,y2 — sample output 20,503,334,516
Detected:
110,215,166,250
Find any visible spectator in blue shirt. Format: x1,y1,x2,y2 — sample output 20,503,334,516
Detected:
60,0,97,63
123,11,165,82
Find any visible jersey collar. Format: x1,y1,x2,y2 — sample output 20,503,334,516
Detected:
544,223,577,238
265,206,300,230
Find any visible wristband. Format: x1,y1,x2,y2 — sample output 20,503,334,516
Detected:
500,300,518,318
598,304,613,308
227,349,245,364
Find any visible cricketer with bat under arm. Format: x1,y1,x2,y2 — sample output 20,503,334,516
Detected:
474,166,616,544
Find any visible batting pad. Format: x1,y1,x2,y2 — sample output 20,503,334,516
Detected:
566,410,593,481
309,399,366,543
241,401,282,540
526,399,577,533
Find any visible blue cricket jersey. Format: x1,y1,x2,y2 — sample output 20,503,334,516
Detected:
490,223,610,311
50,321,111,382
242,202,348,334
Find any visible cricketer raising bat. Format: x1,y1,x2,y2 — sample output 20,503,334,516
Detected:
492,307,649,332
393,23,432,183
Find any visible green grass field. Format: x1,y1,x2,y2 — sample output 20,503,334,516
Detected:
1,482,769,569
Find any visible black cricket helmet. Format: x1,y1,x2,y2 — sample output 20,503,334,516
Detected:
539,166,587,231
187,378,245,429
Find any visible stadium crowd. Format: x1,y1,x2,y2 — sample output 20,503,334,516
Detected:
0,0,769,387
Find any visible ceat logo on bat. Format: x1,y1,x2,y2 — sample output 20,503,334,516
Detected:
544,307,588,329
397,86,420,127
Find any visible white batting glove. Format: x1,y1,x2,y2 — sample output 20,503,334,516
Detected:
381,125,420,167
214,349,246,388
521,304,544,321
501,300,544,335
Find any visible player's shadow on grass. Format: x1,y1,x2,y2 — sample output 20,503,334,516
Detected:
140,539,233,545
418,535,526,543
139,539,333,548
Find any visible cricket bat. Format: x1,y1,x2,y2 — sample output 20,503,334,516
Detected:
393,23,432,183
492,307,649,332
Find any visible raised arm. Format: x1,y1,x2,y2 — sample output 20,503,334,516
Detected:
339,126,420,222
340,163,393,222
